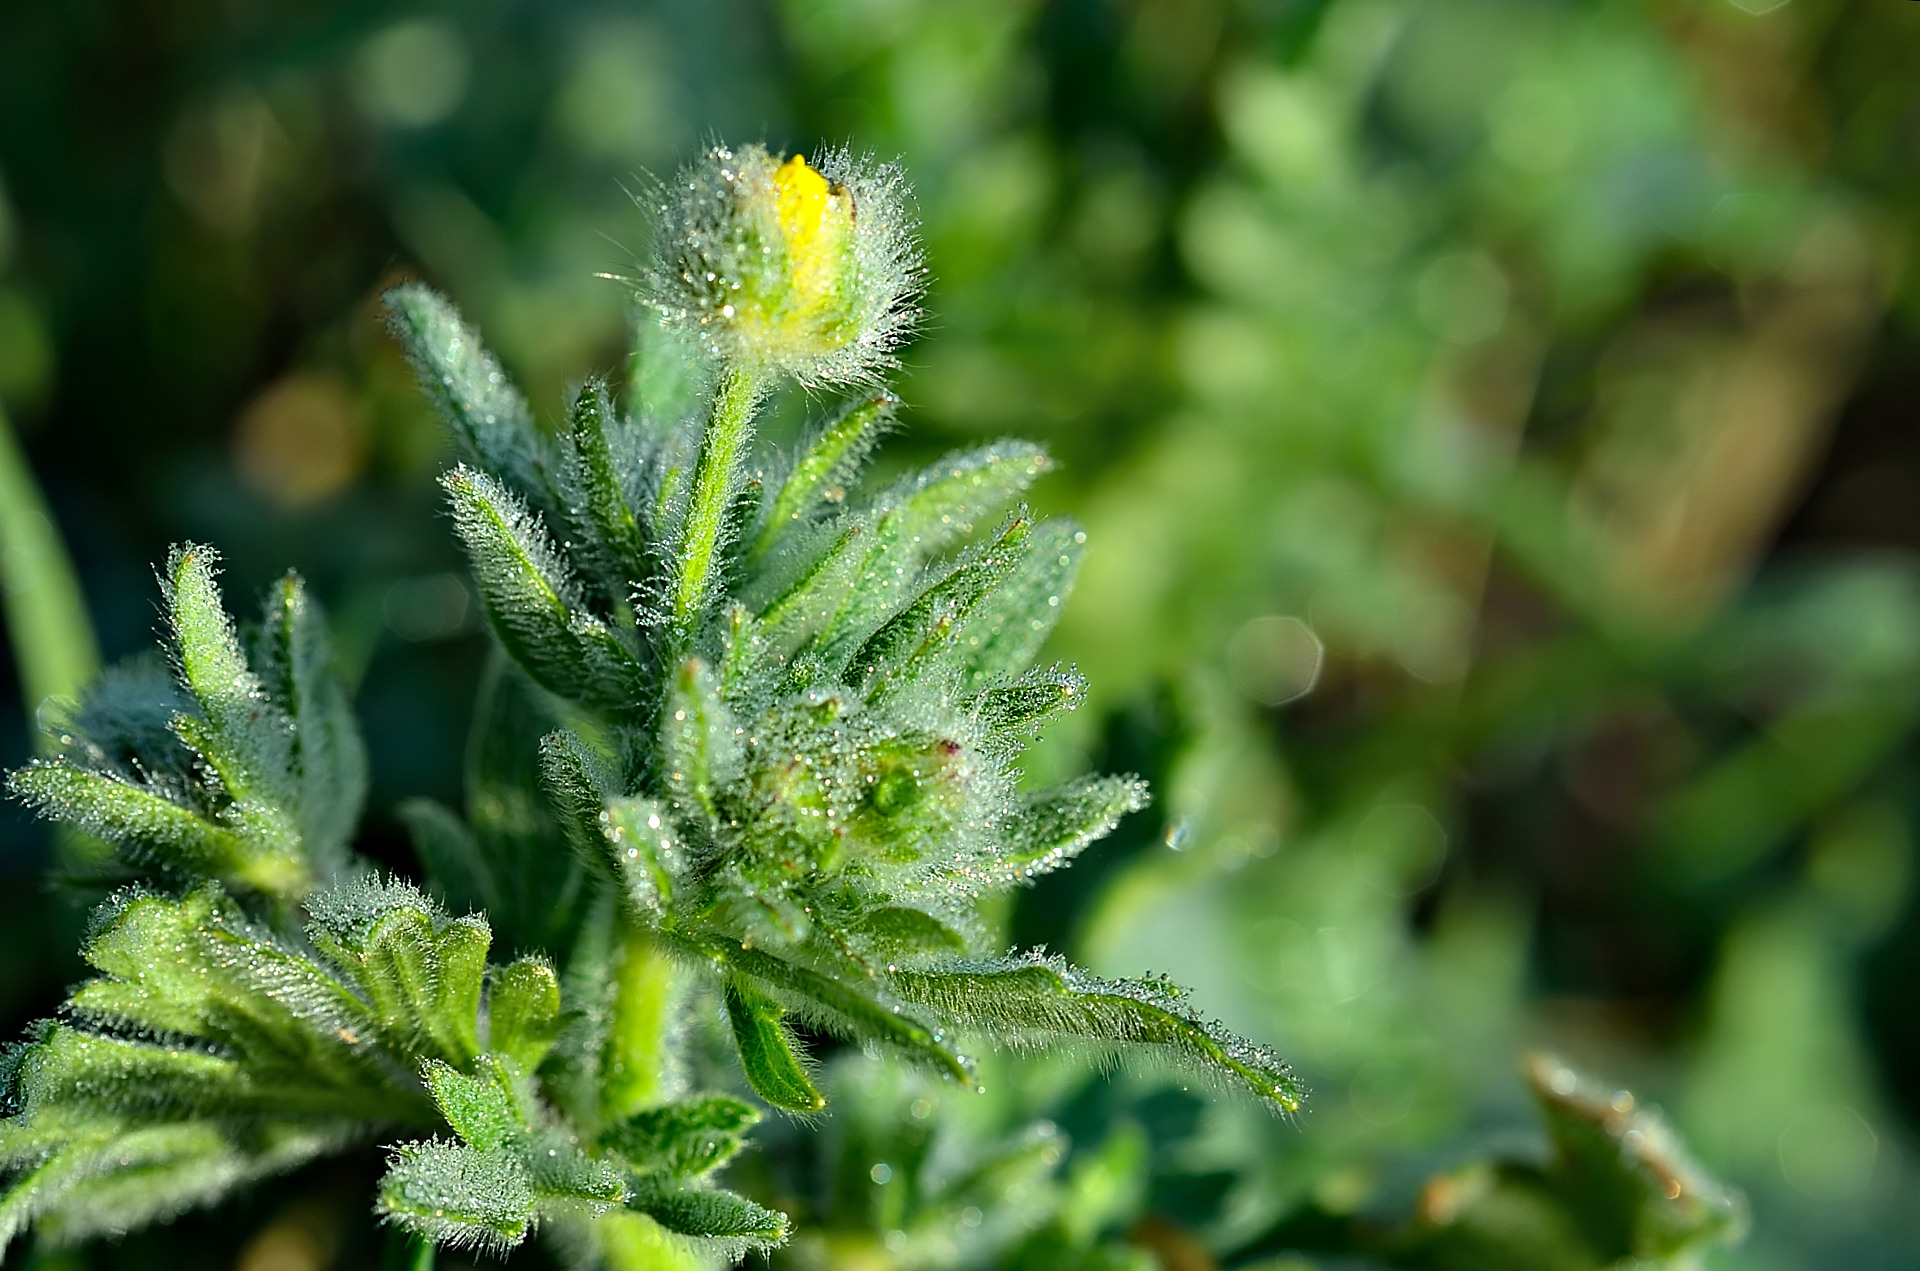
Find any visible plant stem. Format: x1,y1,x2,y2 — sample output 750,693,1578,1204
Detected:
671,364,759,651
602,922,678,1123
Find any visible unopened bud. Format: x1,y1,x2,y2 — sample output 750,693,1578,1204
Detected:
643,144,922,387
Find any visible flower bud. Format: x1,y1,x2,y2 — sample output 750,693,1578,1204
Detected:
644,144,922,387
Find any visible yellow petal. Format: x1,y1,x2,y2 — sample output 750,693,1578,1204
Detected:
773,154,851,309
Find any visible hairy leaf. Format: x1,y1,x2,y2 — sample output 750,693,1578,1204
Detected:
722,979,824,1113
384,284,552,511
378,1138,535,1255
602,1096,759,1178
755,393,893,557
888,955,1301,1110
487,959,563,1072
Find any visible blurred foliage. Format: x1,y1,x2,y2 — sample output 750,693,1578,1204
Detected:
2,0,1919,1267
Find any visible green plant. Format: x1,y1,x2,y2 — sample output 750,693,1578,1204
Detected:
0,143,1298,1265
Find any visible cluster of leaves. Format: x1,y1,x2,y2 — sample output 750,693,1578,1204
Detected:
747,1055,1161,1271
0,150,1299,1261
737,1046,1746,1271
0,549,781,1258
384,271,1302,1125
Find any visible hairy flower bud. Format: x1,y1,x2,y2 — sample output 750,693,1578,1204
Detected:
643,144,922,387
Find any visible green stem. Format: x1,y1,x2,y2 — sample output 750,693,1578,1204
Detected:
601,921,679,1124
671,364,760,651
381,1229,436,1271
0,403,98,744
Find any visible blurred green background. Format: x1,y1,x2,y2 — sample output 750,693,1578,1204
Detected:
2,0,1918,1267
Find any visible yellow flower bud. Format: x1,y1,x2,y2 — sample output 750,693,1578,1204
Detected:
644,144,921,387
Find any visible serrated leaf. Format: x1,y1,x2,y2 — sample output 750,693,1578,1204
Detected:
888,954,1302,1110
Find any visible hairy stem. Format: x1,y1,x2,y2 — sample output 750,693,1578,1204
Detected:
671,365,760,651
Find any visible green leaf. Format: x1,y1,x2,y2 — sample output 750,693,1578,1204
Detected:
0,1119,348,1252
443,466,644,713
602,1096,760,1178
628,1174,788,1248
947,518,1083,688
0,402,100,736
819,443,1053,654
7,763,302,897
722,979,824,1113
715,942,972,1087
160,544,295,809
851,906,969,958
560,379,649,602
399,798,495,917
377,1138,535,1256
755,521,868,660
661,658,738,839
626,309,709,437
888,955,1302,1110
973,665,1089,743
1525,1054,1747,1258
755,393,893,557
252,572,367,873
538,729,619,863
383,284,552,509
58,886,420,1117
846,512,1034,695
462,652,586,957
880,443,1053,565
487,958,563,1073
952,775,1149,890
522,1128,628,1206
422,1060,521,1154
306,876,490,1065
